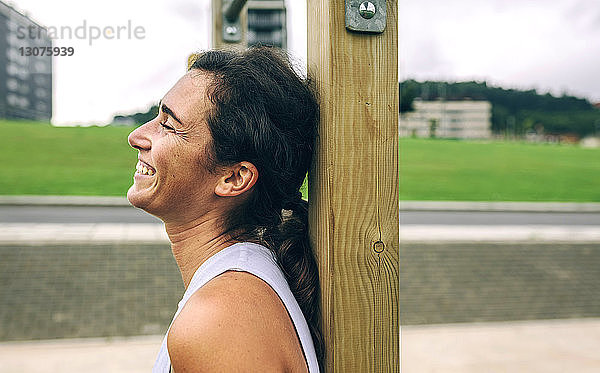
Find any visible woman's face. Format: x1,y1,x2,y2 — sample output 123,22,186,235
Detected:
127,71,220,222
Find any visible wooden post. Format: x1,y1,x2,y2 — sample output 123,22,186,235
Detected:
307,1,399,372
211,0,247,49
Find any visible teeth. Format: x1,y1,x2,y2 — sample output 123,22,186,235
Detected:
136,162,154,176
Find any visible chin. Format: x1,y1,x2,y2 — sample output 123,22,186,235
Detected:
127,185,151,210
127,185,169,222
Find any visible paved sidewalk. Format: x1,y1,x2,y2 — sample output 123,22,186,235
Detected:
0,335,161,373
1,319,598,372
1,223,599,244
0,223,167,244
1,198,597,244
400,224,600,242
402,318,600,373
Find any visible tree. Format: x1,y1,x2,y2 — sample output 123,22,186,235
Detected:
111,105,159,126
399,80,418,113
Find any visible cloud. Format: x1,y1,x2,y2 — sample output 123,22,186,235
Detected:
401,38,452,79
561,0,600,34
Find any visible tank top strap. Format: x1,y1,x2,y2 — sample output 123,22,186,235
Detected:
153,242,320,373
183,242,279,306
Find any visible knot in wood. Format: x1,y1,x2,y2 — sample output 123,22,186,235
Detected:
373,240,385,253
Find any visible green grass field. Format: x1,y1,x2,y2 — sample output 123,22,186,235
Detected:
0,120,136,196
400,138,599,202
1,120,599,201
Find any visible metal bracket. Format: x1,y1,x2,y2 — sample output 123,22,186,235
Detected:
345,0,386,34
222,0,245,43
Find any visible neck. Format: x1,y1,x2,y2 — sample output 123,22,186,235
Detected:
165,215,237,288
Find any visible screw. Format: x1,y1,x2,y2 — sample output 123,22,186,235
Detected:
225,26,238,35
359,1,376,19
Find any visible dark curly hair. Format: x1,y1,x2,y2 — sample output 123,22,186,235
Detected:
189,47,323,370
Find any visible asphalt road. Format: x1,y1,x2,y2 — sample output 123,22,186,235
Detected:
0,206,161,224
0,205,599,225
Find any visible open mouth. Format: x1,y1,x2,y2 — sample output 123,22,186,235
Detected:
135,160,156,176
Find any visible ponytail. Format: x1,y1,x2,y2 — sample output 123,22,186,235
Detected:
272,198,324,369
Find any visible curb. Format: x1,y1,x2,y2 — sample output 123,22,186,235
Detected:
0,195,130,207
400,201,600,213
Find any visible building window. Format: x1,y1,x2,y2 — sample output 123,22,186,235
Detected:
35,88,48,99
18,84,30,95
6,78,19,91
34,75,47,85
6,64,29,80
34,61,48,73
36,102,47,112
7,93,30,108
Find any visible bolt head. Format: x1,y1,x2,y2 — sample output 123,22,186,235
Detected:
359,1,376,19
225,26,238,35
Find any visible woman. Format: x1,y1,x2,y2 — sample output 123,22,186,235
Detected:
127,47,323,372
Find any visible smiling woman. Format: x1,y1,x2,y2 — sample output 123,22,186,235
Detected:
127,72,219,219
127,47,322,373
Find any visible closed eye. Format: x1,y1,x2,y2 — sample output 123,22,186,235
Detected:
159,120,188,140
160,121,175,132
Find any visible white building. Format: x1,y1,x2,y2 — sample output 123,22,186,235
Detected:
400,99,492,139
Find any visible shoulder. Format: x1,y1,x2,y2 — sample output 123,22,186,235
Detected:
167,270,301,372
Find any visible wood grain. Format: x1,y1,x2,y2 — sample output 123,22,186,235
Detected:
307,1,399,371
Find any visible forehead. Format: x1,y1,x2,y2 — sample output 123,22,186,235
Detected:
161,70,212,126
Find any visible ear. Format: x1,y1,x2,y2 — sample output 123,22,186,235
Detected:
214,162,259,197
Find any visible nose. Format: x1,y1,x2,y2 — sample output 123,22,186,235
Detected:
128,121,152,151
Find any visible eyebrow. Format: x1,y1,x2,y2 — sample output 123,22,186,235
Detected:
159,100,184,126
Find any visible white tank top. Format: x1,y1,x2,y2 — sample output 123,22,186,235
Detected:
153,242,320,372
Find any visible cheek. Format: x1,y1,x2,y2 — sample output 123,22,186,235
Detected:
156,142,209,186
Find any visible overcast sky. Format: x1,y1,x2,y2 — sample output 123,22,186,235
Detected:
399,0,600,102
8,0,600,125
